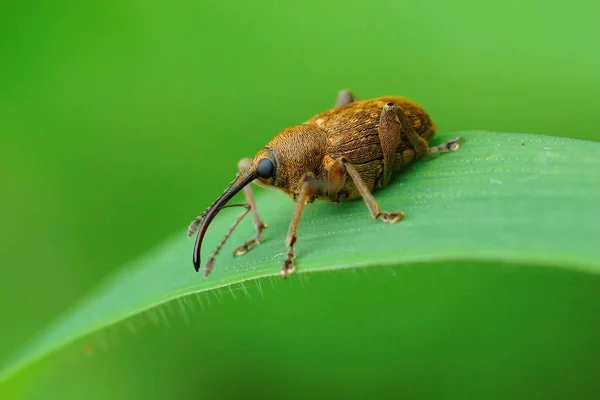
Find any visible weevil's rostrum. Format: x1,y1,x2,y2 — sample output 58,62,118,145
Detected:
188,90,464,278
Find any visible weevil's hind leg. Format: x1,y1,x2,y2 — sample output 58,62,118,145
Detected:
282,172,319,278
384,102,430,159
338,158,404,223
232,158,269,257
429,137,465,157
378,102,404,186
335,90,359,107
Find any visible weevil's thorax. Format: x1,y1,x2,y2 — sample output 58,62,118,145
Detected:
255,124,327,199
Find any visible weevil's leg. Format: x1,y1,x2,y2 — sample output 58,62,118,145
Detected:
204,204,251,277
399,149,416,166
428,137,465,157
339,157,404,223
282,172,318,278
232,158,269,257
383,102,430,159
324,155,347,202
335,90,359,107
378,102,404,186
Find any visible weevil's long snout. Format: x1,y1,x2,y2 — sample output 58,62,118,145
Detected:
191,169,256,271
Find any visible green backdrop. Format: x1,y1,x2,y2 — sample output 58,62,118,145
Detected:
1,0,598,399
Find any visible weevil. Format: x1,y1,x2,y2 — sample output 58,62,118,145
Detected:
188,90,463,278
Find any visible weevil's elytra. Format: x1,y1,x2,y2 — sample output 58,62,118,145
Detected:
188,90,464,278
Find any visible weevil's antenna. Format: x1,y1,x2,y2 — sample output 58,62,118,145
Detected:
188,213,205,237
203,204,251,277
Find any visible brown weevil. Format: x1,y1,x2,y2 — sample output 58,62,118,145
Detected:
188,90,463,278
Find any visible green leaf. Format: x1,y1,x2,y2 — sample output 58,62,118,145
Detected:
2,131,599,384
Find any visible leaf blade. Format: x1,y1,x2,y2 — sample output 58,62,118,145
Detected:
2,130,599,384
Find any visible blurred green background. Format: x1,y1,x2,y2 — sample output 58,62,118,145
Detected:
1,0,598,399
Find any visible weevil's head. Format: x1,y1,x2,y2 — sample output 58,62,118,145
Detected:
190,124,326,273
251,124,327,196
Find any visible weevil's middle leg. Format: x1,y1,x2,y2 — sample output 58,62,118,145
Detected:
282,172,318,278
337,158,404,223
232,158,269,257
335,90,359,107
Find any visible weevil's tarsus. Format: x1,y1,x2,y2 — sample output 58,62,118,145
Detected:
335,90,359,107
341,158,405,223
232,158,269,257
429,137,465,157
231,212,268,256
203,203,252,277
233,237,258,256
400,149,416,165
192,169,256,271
282,172,318,278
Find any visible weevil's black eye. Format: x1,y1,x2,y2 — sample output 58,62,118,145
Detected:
257,158,275,179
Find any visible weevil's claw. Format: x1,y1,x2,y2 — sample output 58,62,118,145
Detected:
204,258,215,278
281,246,296,279
379,212,405,224
232,223,268,257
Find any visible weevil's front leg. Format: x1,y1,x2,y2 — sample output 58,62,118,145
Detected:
428,137,464,157
324,155,347,202
232,158,269,257
335,90,359,107
282,172,319,278
338,157,404,223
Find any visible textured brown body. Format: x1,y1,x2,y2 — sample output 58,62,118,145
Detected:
253,96,436,202
189,91,461,279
